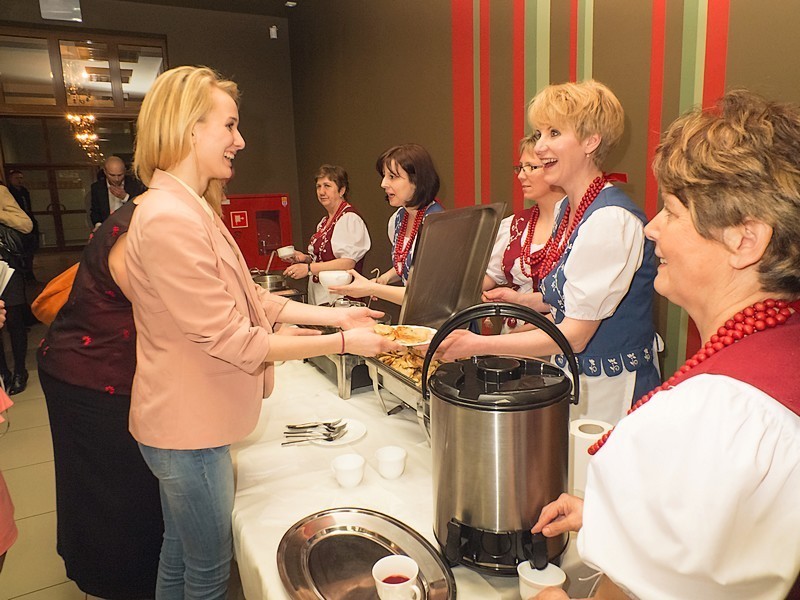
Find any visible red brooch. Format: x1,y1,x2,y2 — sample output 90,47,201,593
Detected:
112,226,120,236
104,386,115,394
81,336,92,346
105,290,116,298
122,329,130,340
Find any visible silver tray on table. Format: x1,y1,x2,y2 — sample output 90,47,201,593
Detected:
278,507,456,600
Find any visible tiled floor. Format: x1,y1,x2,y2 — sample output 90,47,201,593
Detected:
0,254,245,599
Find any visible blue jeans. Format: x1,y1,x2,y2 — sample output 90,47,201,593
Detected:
138,443,234,600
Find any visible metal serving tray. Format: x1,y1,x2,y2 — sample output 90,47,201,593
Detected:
364,358,429,442
278,507,456,600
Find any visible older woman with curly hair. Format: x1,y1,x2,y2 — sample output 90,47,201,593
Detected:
530,90,800,600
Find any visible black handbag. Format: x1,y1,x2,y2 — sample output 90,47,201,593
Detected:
0,223,25,258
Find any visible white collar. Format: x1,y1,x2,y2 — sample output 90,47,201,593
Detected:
163,171,215,220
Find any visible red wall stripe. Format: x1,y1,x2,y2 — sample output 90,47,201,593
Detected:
511,0,525,212
702,0,730,108
451,0,475,208
644,0,666,220
480,0,492,204
569,0,579,82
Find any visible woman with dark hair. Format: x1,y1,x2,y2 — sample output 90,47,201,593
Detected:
283,164,371,305
330,143,444,305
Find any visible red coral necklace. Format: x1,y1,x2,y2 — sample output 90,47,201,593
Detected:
535,175,608,280
518,206,550,280
588,298,794,455
309,200,348,259
393,208,426,277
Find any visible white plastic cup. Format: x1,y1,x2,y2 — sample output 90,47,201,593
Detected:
331,453,365,488
277,245,295,260
372,555,422,600
517,561,567,599
375,446,407,480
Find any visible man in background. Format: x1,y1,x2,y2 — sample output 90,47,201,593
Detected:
7,170,38,282
89,156,146,231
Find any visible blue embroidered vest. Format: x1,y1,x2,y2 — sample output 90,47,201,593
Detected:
540,187,660,400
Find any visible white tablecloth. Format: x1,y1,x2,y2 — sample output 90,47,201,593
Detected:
232,360,595,599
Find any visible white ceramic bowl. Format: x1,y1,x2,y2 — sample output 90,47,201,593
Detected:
277,245,295,260
318,270,353,288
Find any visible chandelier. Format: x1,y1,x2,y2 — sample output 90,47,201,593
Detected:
66,113,103,163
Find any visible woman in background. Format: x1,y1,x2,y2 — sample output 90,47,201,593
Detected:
283,164,371,305
530,89,800,600
38,199,162,599
126,65,399,598
440,81,660,425
0,182,33,395
330,143,443,305
483,135,566,332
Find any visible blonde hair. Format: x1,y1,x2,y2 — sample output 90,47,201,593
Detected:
519,134,537,156
134,66,239,215
527,80,624,166
653,90,800,295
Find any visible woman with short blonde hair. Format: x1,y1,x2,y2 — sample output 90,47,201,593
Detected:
448,80,660,425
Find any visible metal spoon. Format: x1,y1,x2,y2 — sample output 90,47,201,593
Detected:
284,422,347,437
280,428,347,446
286,418,343,430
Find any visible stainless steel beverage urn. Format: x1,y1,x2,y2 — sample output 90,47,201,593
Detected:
421,303,580,575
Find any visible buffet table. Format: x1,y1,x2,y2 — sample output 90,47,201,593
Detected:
232,360,596,599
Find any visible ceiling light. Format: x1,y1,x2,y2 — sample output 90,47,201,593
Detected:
285,1,297,7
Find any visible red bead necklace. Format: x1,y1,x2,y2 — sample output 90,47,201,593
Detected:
588,298,793,455
535,175,608,280
309,200,349,258
393,208,427,277
518,206,551,280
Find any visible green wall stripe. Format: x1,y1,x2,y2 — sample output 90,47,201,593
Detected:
577,0,594,80
679,0,707,111
661,0,708,375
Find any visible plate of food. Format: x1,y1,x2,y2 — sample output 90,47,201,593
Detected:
374,324,437,346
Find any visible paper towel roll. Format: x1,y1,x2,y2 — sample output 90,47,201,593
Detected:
569,419,613,498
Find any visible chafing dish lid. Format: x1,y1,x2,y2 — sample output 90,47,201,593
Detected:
428,355,571,411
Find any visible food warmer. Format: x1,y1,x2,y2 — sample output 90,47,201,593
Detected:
366,203,504,435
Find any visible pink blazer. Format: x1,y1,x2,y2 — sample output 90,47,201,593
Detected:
125,170,289,449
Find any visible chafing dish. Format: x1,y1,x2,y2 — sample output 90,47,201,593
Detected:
367,203,505,442
299,323,371,399
365,356,429,439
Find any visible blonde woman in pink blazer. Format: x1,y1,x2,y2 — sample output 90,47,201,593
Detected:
123,66,400,599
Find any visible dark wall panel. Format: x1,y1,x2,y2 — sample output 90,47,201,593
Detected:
0,0,299,243
289,0,453,273
593,0,653,208
727,0,800,103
